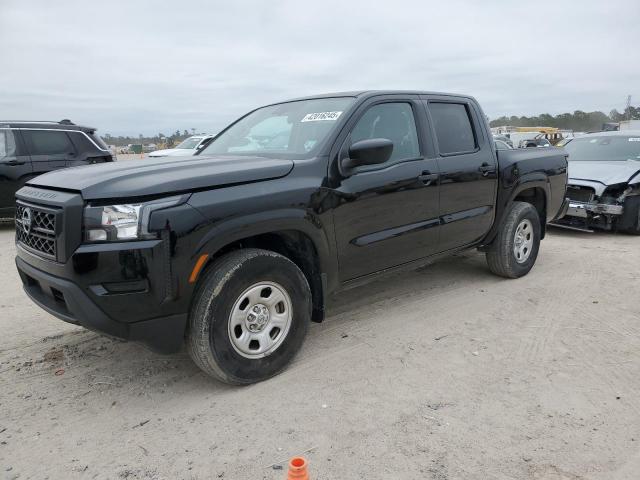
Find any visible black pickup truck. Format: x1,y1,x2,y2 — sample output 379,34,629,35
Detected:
14,91,568,384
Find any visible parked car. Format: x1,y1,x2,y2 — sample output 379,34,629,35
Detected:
0,120,113,218
493,134,513,148
518,138,552,148
148,134,215,157
552,131,640,233
495,139,512,150
14,91,568,384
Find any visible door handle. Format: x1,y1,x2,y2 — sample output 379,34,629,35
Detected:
6,159,26,166
418,171,439,186
478,163,495,176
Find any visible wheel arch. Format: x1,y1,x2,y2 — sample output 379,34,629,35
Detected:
191,210,336,322
512,184,548,238
481,174,550,248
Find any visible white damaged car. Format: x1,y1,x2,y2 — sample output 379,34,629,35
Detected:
149,134,215,158
554,131,640,234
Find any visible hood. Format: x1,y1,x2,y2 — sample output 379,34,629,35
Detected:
568,160,640,186
148,148,194,157
28,155,294,200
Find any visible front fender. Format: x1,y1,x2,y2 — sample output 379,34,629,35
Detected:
192,208,338,290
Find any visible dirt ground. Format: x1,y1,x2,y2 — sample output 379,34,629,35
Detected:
1,224,639,480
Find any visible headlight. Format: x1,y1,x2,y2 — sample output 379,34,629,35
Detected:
84,195,184,242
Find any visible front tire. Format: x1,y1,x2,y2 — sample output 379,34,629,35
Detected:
619,196,640,235
486,201,541,279
187,248,311,385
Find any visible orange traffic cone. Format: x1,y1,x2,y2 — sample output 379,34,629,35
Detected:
287,457,309,480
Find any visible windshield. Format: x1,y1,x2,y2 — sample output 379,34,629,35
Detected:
200,97,355,158
176,137,203,149
564,136,640,161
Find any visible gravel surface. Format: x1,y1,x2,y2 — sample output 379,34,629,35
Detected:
1,224,639,479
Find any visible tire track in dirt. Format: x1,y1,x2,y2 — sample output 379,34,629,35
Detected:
559,305,640,415
518,241,603,366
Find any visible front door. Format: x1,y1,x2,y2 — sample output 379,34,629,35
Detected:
422,97,498,251
329,97,441,281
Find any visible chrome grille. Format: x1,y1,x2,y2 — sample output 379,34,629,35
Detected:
15,203,58,259
566,185,594,203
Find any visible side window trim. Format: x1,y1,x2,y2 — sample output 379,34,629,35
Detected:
338,99,423,175
424,99,480,157
17,128,109,152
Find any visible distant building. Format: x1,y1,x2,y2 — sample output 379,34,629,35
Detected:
619,120,640,130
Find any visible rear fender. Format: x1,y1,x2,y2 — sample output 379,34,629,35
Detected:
481,173,550,248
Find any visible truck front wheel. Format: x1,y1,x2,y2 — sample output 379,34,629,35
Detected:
486,201,541,279
187,249,311,384
618,196,640,235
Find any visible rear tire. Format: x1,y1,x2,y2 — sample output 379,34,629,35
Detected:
187,248,311,385
486,201,541,279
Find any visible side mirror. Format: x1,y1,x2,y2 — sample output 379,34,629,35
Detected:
342,138,393,172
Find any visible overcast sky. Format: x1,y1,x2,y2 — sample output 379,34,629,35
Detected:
1,0,639,137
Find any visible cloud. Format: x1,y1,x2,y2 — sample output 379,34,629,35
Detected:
0,0,638,135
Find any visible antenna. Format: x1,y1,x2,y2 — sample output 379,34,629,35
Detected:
626,95,632,121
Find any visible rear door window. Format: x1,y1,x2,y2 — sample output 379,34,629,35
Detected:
24,130,74,155
428,102,477,155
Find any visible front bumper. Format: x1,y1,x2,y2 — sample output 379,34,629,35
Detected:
15,248,187,354
551,199,625,232
565,200,623,218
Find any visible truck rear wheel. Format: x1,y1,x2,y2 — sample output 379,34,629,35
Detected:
187,248,311,384
486,201,541,279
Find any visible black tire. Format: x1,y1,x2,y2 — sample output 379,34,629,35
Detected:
618,196,640,235
187,248,311,385
486,201,541,279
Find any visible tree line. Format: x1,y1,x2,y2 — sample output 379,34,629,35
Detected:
489,105,640,132
102,105,640,145
103,129,197,147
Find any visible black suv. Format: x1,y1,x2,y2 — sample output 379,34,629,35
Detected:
0,120,113,217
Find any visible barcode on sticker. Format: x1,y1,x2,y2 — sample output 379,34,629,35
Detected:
301,111,342,122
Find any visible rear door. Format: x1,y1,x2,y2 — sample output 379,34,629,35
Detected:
421,96,497,251
22,129,77,174
330,95,441,281
0,128,32,212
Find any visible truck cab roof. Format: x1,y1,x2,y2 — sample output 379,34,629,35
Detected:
278,90,477,104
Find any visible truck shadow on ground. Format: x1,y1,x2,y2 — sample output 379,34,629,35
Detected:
12,226,630,400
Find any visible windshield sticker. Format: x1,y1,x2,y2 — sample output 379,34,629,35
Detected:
301,111,342,122
628,138,640,142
